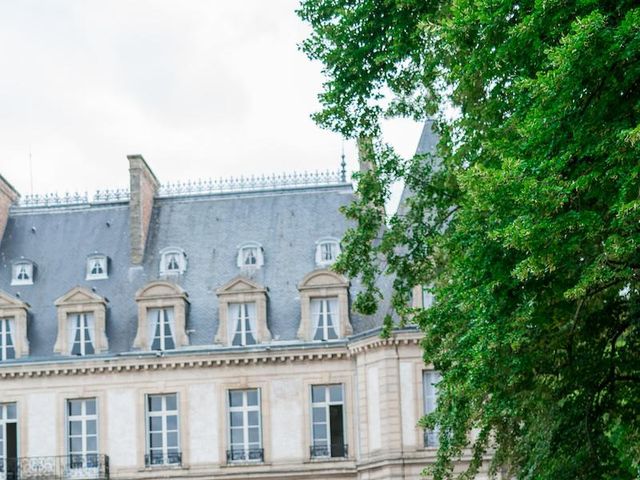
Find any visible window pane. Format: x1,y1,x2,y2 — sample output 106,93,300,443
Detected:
166,415,177,431
313,424,327,441
150,433,163,449
86,436,97,452
247,411,259,426
148,396,163,412
85,399,96,415
311,386,326,403
230,428,244,444
248,427,260,443
149,417,163,431
6,403,16,420
312,407,326,423
329,385,343,403
165,394,177,411
68,400,82,416
246,390,259,407
229,391,243,407
70,438,83,453
86,420,97,435
230,412,243,427
69,421,83,435
166,432,178,448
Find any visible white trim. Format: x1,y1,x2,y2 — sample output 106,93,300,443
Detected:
227,388,262,462
0,318,15,361
236,242,264,269
86,255,108,281
145,393,180,466
11,261,33,286
159,247,187,276
315,238,340,267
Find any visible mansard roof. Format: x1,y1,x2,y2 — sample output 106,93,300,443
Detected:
0,178,385,358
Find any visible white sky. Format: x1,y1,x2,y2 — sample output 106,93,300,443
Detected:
0,0,422,207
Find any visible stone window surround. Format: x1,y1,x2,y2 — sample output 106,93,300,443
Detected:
133,281,190,351
215,277,271,346
54,287,109,355
0,290,30,359
297,270,352,341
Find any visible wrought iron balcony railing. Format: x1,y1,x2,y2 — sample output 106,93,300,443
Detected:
309,443,348,459
0,454,109,479
226,448,264,463
143,451,182,467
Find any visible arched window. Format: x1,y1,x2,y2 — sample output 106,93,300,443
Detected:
315,238,341,267
237,242,264,269
159,247,187,275
86,254,108,280
11,260,34,286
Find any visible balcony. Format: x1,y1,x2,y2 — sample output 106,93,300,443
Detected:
309,444,348,459
0,454,109,480
226,448,264,463
143,451,182,467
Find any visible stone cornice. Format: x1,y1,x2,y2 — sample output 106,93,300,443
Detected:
0,330,422,379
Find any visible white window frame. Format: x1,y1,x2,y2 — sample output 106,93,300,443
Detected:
310,384,347,458
145,393,180,466
311,297,340,341
227,389,262,463
0,402,18,474
228,303,257,347
86,255,108,280
423,370,442,447
236,242,264,269
315,238,340,267
159,248,187,276
0,318,15,361
66,398,99,472
147,308,176,351
11,261,33,286
68,313,95,356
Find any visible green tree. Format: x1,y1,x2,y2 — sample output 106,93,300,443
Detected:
298,1,640,478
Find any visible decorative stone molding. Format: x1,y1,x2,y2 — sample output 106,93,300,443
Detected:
297,269,352,341
215,276,271,345
133,281,190,350
53,286,109,354
0,289,30,358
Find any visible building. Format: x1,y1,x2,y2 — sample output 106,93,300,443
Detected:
0,127,482,479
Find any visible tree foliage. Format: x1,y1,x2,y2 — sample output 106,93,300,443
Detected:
298,0,640,478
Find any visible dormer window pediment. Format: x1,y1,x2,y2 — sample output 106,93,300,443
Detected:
159,247,187,276
11,259,35,286
0,290,30,360
53,287,108,356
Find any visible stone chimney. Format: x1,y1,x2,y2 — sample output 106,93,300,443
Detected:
128,155,159,265
0,174,20,246
357,136,374,172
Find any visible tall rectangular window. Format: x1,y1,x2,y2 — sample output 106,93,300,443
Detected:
67,399,98,470
148,308,175,351
0,319,15,361
310,384,346,458
146,394,180,466
227,389,262,462
68,314,95,356
311,298,339,341
229,303,257,346
0,403,17,479
423,371,441,447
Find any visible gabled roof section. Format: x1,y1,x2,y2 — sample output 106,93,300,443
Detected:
0,289,29,309
54,286,107,306
217,276,266,295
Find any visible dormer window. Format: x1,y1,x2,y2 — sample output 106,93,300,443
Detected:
315,238,340,267
86,254,108,280
237,242,264,269
68,313,95,356
312,298,339,341
11,260,34,286
159,247,187,275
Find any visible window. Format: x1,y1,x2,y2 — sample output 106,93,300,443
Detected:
68,313,95,356
148,308,175,351
236,243,264,269
310,384,346,458
0,403,18,478
86,255,108,280
146,394,180,466
11,261,33,286
159,248,187,275
229,303,257,346
0,318,15,361
422,286,434,309
311,298,339,341
423,371,442,447
315,238,340,267
67,399,98,470
227,389,263,463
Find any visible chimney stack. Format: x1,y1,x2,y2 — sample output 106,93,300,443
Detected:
0,174,20,246
128,155,159,265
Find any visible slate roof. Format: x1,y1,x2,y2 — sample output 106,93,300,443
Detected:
0,182,384,361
